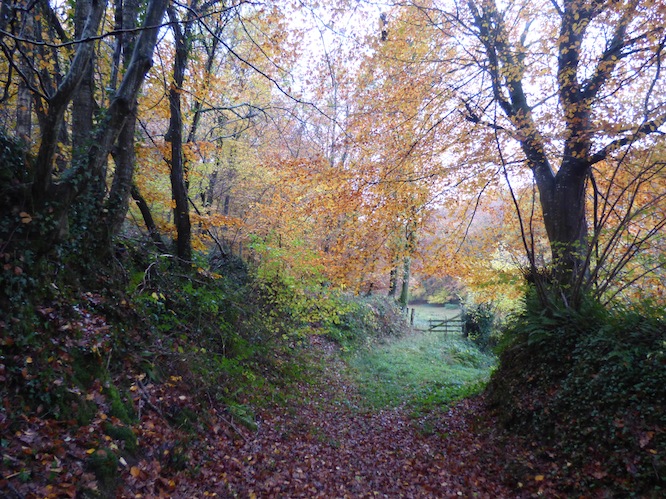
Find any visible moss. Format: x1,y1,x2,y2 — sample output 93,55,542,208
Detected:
75,398,98,426
105,385,135,424
86,447,118,492
71,350,105,389
104,423,138,454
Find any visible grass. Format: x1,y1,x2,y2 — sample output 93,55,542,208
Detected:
348,325,495,415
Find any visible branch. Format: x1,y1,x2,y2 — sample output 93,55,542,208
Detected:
580,0,639,103
195,15,338,129
548,0,563,18
188,196,229,259
469,0,554,185
37,0,70,44
589,113,666,165
644,33,665,120
461,98,506,131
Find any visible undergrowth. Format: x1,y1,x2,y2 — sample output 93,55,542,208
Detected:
1,236,415,462
487,290,666,496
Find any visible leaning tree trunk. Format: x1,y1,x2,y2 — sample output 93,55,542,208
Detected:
131,184,168,253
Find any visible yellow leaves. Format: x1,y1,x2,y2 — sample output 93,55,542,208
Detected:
19,212,32,224
191,213,244,230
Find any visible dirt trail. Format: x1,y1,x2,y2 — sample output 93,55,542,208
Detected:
154,338,521,498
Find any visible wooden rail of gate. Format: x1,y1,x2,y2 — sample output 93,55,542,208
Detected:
428,314,464,336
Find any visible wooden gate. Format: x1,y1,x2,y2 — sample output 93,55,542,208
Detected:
428,314,464,336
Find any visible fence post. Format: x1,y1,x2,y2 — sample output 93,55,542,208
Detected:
410,308,415,326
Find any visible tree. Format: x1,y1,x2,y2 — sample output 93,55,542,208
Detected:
133,0,296,262
0,0,168,270
165,0,197,263
391,0,666,307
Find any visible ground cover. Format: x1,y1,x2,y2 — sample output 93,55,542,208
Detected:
349,326,494,413
3,288,660,497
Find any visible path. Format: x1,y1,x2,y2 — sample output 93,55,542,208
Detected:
128,337,523,498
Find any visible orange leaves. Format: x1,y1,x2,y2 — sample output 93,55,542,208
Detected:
191,213,243,230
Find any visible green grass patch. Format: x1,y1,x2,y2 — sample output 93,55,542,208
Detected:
349,328,495,414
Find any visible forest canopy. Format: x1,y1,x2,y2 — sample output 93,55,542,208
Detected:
0,0,664,309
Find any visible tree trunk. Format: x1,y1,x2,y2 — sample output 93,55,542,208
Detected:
15,1,33,141
533,157,590,295
399,221,416,309
399,255,411,309
103,0,140,242
167,5,193,263
131,184,168,253
388,263,398,297
16,76,32,141
71,0,96,172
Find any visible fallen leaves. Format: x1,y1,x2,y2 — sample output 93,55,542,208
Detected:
2,321,657,498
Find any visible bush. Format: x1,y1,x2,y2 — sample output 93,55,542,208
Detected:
463,302,499,352
487,291,666,495
324,295,410,351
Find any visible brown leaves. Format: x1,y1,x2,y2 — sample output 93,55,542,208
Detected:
4,322,653,498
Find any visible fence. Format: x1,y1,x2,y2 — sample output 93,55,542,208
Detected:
427,314,465,336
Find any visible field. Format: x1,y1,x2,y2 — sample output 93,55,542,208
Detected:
407,302,463,332
348,303,494,416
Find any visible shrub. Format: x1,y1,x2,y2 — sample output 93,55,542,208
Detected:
324,295,409,350
463,302,499,352
487,291,666,495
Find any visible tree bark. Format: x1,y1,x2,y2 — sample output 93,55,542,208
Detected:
16,80,31,140
399,220,416,308
71,0,96,173
399,255,411,309
131,184,168,253
166,4,195,263
104,0,140,241
388,263,398,297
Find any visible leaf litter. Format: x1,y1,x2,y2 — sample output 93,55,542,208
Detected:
1,332,599,498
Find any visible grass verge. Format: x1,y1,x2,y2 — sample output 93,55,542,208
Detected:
348,328,495,415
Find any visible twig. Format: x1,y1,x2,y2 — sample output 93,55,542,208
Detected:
136,378,164,417
6,481,26,499
219,412,250,444
203,390,250,444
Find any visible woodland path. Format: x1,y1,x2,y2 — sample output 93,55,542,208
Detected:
123,337,543,498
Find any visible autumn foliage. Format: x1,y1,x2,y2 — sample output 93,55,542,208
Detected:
0,0,665,496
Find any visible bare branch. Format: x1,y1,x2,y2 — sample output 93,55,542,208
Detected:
589,113,666,165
